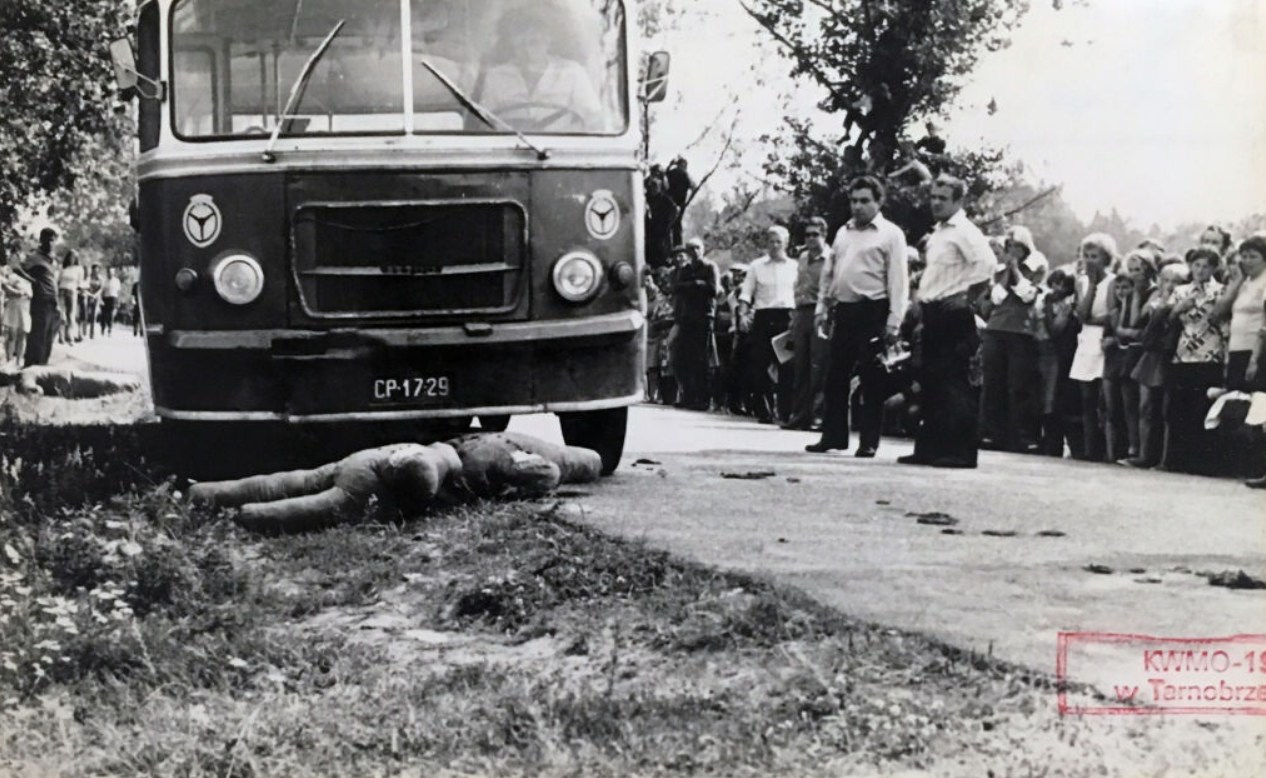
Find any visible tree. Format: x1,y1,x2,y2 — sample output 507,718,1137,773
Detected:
684,183,797,267
0,0,133,264
742,0,1029,164
742,0,1036,238
45,132,137,269
978,180,1086,266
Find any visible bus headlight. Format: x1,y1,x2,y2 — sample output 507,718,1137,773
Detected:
211,253,265,305
552,251,604,303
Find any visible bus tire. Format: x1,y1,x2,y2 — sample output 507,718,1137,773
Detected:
478,415,511,432
557,407,627,476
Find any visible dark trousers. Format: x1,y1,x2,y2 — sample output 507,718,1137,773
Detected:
788,305,829,427
729,331,751,413
713,330,733,408
1161,362,1221,475
101,297,117,333
819,299,888,448
1223,351,1266,478
1076,379,1105,461
980,330,1037,450
24,299,60,367
912,301,980,466
748,309,792,422
1136,384,1164,466
672,318,712,408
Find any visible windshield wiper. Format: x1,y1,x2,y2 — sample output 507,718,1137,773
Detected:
418,58,551,161
262,19,346,163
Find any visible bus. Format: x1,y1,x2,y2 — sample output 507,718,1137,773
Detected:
111,0,668,477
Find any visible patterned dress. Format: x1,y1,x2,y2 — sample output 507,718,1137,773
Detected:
1171,280,1226,365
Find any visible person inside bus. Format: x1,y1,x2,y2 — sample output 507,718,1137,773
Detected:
476,6,604,132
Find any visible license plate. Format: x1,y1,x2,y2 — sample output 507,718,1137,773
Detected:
370,375,452,405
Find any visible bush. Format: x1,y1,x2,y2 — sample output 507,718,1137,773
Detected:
0,416,256,702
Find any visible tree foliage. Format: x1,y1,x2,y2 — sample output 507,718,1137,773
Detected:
742,0,1034,238
0,0,133,264
684,184,798,266
742,0,1029,159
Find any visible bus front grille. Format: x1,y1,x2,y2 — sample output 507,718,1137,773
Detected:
291,201,526,318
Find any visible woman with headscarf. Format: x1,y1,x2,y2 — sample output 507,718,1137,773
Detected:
978,226,1042,452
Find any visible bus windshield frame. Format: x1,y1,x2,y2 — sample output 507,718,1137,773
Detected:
168,0,630,141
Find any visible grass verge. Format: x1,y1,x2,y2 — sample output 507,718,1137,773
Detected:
0,412,1258,777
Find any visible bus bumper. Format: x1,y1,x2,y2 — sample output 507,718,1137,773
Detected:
148,310,645,422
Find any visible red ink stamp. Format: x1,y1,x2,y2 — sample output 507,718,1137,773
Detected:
1058,632,1266,715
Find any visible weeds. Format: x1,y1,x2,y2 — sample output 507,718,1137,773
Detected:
0,414,1245,777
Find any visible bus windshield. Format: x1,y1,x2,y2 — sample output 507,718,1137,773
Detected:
170,0,628,139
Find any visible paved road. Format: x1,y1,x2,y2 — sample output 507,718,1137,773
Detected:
67,336,1266,698
509,405,1266,699
62,330,148,376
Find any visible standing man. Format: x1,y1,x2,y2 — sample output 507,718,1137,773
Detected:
670,238,720,410
645,169,678,270
806,177,909,456
665,157,694,246
783,217,833,430
20,227,62,367
898,175,996,469
738,226,798,423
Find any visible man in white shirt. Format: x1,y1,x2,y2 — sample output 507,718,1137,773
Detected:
738,226,798,423
806,176,908,456
898,175,996,469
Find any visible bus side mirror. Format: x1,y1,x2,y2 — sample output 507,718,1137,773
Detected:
641,51,670,103
110,38,165,101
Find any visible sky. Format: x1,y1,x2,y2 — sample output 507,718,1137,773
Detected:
646,0,1266,230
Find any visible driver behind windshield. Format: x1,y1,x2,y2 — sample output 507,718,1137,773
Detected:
476,7,604,132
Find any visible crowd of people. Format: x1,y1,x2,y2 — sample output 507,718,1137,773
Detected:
2,226,140,370
644,175,1266,488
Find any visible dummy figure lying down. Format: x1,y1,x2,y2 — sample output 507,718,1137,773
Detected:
188,432,603,534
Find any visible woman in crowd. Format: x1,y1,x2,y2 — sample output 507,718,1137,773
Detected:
1124,263,1188,468
1040,268,1081,455
652,267,681,405
1213,235,1266,478
100,267,122,335
1161,247,1226,474
1103,250,1157,463
80,264,103,340
1200,225,1233,262
56,250,84,345
645,270,674,403
979,226,1041,452
1068,233,1118,461
1,266,32,369
1217,236,1266,390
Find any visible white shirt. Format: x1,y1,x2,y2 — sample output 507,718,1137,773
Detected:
1229,271,1266,352
104,277,123,298
480,58,604,131
740,254,797,311
817,213,909,328
916,209,995,303
58,265,84,291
